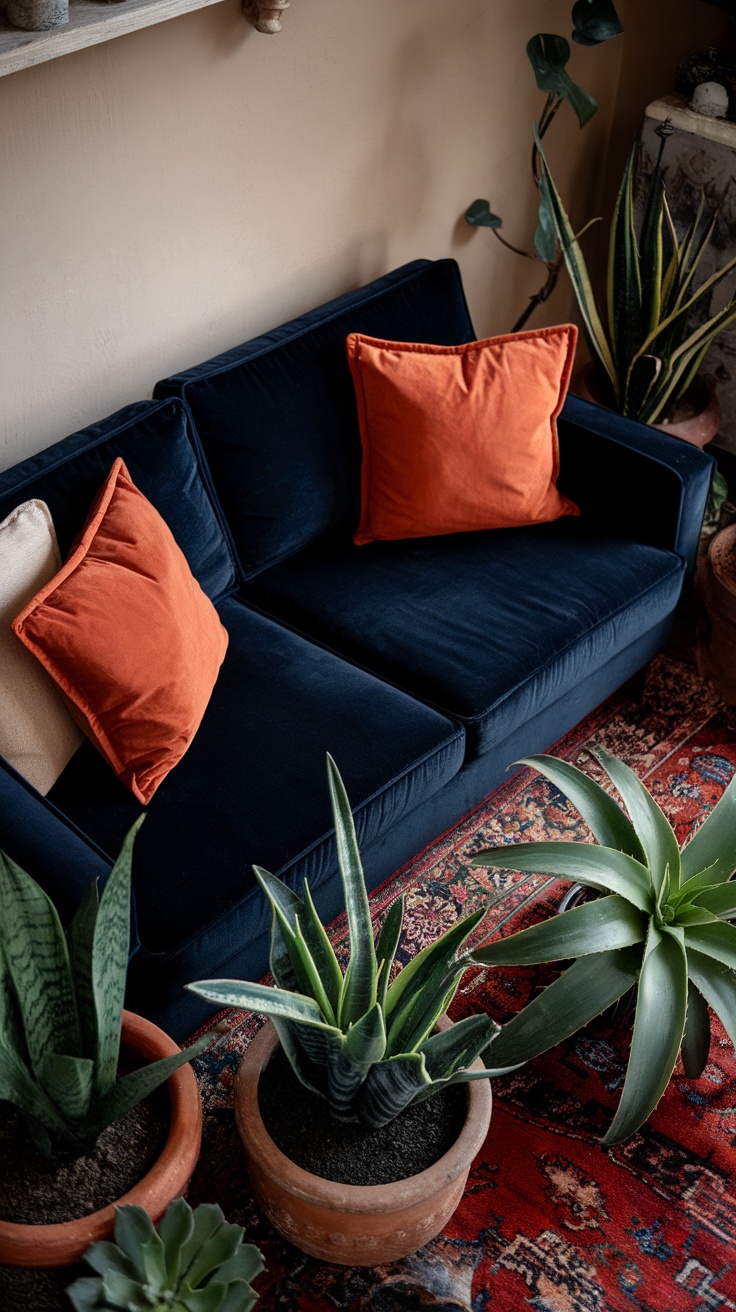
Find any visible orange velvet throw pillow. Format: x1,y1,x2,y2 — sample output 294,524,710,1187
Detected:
12,459,229,805
347,325,580,545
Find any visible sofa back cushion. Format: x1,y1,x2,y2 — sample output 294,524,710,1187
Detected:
154,259,475,579
0,398,238,602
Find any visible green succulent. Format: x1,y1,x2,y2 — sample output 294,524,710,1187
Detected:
535,121,736,423
188,756,507,1129
0,820,211,1158
66,1200,264,1312
470,745,736,1143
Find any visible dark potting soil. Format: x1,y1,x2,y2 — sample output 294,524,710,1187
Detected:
258,1045,467,1186
0,1259,88,1312
0,1084,169,1225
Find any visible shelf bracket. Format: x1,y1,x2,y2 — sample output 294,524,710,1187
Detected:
243,0,289,32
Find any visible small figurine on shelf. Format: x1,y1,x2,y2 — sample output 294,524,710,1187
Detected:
5,0,68,30
676,2,736,120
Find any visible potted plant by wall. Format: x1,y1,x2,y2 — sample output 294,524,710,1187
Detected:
67,1199,264,1311
188,757,508,1266
536,121,736,445
469,745,736,1143
0,818,211,1272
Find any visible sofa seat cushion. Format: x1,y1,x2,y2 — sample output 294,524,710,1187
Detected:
47,597,464,967
241,519,686,760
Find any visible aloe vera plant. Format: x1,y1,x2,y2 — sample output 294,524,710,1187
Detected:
470,746,736,1143
188,757,506,1129
67,1200,264,1312
0,819,211,1158
536,122,736,423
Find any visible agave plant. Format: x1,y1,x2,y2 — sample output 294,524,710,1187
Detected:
469,745,736,1143
188,756,506,1129
535,121,736,423
67,1200,263,1312
0,819,211,1158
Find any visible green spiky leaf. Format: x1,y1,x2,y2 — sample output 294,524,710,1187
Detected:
327,755,377,1028
486,947,642,1068
681,981,711,1078
516,754,645,861
680,769,736,886
93,818,144,1097
592,746,680,894
473,839,653,913
472,895,647,966
603,925,687,1144
0,851,81,1071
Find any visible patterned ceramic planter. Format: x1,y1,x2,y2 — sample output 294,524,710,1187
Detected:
234,1016,492,1265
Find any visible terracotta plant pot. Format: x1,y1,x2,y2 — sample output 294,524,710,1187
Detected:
234,1017,492,1265
0,1011,202,1269
698,523,736,705
574,364,721,448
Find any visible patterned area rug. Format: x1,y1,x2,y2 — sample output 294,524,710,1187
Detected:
187,654,736,1311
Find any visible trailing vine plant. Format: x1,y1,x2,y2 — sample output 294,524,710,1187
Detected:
465,0,623,331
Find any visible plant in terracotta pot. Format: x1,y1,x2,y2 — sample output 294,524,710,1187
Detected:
0,817,211,1272
67,1199,263,1312
188,757,508,1265
535,121,736,442
469,746,736,1143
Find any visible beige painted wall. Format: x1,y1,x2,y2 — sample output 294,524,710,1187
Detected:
0,0,625,468
1,0,725,470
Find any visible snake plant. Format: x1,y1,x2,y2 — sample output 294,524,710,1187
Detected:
0,819,211,1158
67,1200,263,1312
188,757,506,1129
470,745,736,1143
536,122,736,423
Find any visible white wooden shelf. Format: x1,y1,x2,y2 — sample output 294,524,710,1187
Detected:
0,0,227,78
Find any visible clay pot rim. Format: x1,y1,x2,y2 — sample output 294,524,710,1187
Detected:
0,1009,203,1268
235,1016,492,1215
574,362,721,448
709,524,736,597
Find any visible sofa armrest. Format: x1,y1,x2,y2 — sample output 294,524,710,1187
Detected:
0,758,123,927
558,394,715,577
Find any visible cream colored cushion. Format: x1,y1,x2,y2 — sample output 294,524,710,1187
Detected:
0,499,83,793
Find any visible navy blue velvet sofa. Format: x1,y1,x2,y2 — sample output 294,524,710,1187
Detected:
0,259,713,1039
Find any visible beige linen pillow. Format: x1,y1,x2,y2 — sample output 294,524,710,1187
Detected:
0,499,83,793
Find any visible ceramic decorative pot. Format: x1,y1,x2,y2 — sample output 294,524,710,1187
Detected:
0,1011,203,1269
5,0,68,29
234,1016,492,1266
574,364,721,449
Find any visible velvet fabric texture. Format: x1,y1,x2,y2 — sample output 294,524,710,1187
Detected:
243,520,685,759
347,326,579,544
0,260,716,1038
0,397,237,603
154,260,476,579
14,460,229,805
48,597,465,969
558,395,715,579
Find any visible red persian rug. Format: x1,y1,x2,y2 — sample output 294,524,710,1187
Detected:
187,654,736,1311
